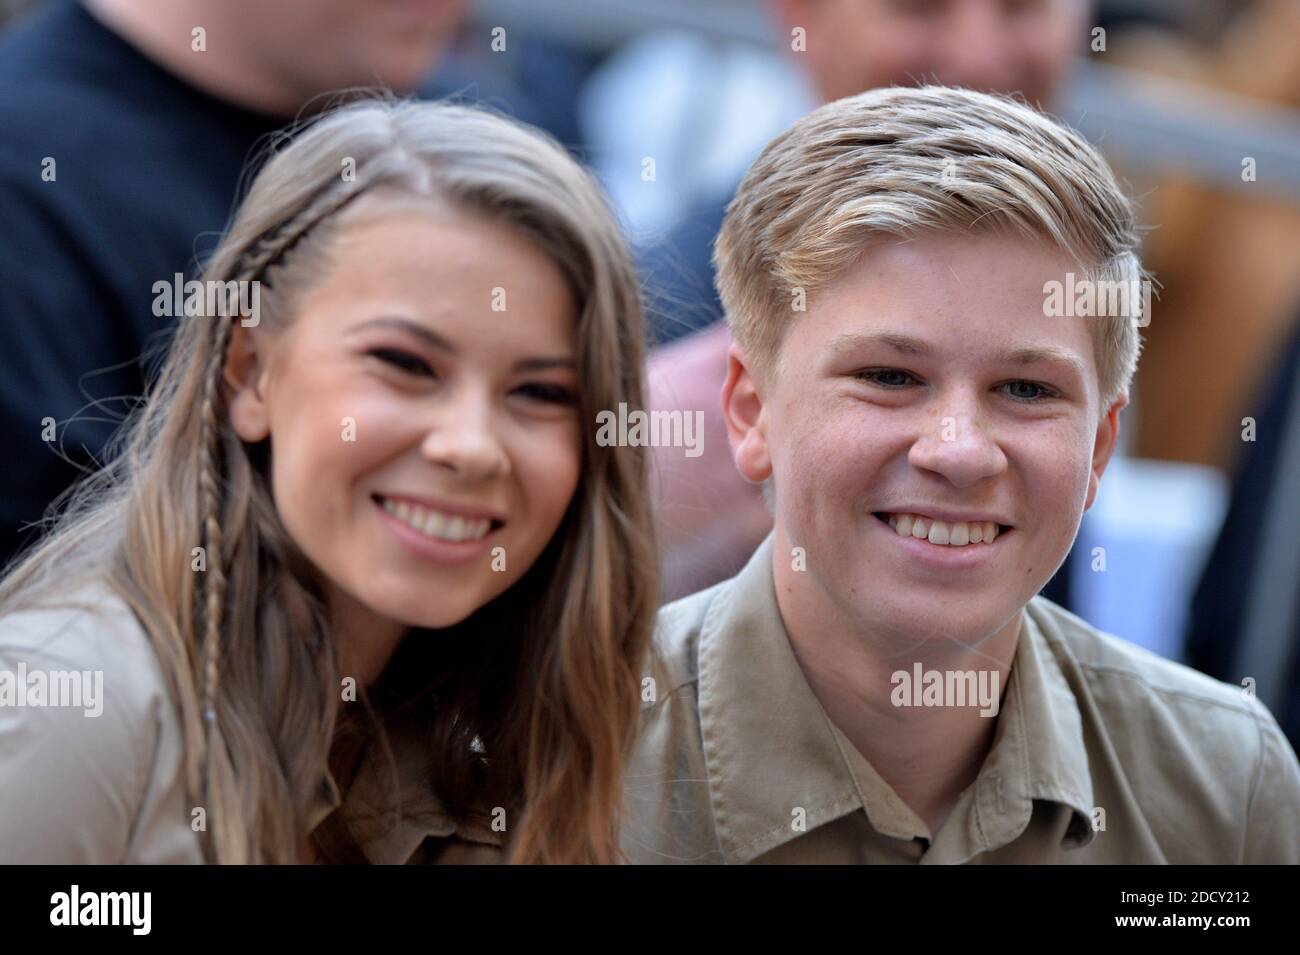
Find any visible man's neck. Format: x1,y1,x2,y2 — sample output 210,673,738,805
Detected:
770,525,1020,836
82,0,299,117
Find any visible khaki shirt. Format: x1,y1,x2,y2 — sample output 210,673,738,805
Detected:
621,534,1300,863
0,580,503,863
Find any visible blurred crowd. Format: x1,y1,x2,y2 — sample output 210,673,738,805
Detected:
1,0,1297,745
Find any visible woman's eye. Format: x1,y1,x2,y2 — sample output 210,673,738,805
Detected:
515,382,578,405
1000,379,1056,402
855,368,919,388
369,348,433,377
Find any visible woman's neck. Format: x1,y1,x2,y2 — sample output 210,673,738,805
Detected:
327,585,410,691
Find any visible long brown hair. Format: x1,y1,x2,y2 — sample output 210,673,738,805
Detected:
0,98,658,863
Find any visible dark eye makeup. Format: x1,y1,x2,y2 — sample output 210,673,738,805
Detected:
367,347,577,405
369,347,433,377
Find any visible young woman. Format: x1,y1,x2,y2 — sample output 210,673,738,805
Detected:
0,99,658,864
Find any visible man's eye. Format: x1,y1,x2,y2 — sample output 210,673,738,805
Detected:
515,382,577,405
1000,380,1056,402
369,348,433,377
855,368,919,388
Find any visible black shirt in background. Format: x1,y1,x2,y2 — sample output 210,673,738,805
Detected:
0,0,287,570
1186,318,1300,751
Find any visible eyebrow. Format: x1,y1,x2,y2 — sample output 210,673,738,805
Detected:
828,331,1087,380
350,316,577,372
1000,346,1087,381
830,331,932,358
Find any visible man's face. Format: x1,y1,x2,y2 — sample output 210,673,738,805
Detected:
777,0,1090,107
228,0,471,99
725,231,1123,646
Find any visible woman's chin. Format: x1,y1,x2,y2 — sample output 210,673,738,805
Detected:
368,590,492,632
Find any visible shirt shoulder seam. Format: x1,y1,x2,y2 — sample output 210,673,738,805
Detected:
1073,660,1261,720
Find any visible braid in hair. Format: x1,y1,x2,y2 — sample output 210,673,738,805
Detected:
195,177,370,862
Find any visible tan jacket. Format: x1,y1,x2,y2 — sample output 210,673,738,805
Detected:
0,580,503,863
621,534,1300,863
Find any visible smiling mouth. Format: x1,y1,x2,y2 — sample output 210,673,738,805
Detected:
873,511,1011,547
373,494,505,543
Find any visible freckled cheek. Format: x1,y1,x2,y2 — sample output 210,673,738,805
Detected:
772,388,820,472
1014,435,1093,540
779,409,879,522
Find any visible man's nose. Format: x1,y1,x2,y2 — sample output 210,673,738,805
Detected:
419,388,510,480
906,406,1007,489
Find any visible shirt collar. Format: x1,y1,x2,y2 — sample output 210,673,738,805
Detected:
305,702,505,864
696,533,873,863
923,601,1097,861
696,532,1095,863
988,599,1097,850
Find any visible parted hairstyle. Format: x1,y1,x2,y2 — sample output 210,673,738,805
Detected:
0,97,659,863
715,85,1147,409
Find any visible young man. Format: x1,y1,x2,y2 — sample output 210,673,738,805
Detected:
645,0,1093,602
621,85,1300,864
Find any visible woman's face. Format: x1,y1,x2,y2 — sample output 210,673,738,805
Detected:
224,202,582,644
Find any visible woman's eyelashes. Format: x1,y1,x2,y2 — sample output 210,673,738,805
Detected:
514,382,578,406
369,346,434,377
852,367,1061,403
366,347,577,405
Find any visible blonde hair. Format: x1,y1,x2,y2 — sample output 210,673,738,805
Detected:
715,85,1146,408
0,98,658,863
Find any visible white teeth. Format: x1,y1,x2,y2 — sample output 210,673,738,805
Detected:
884,512,1003,547
381,498,492,542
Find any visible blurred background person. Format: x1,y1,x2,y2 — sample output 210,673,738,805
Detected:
638,0,1088,344
1186,316,1300,750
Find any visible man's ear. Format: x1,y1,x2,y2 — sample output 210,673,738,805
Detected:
222,322,271,443
721,342,773,484
1085,393,1128,511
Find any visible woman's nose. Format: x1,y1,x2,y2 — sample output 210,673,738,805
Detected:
419,390,510,479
